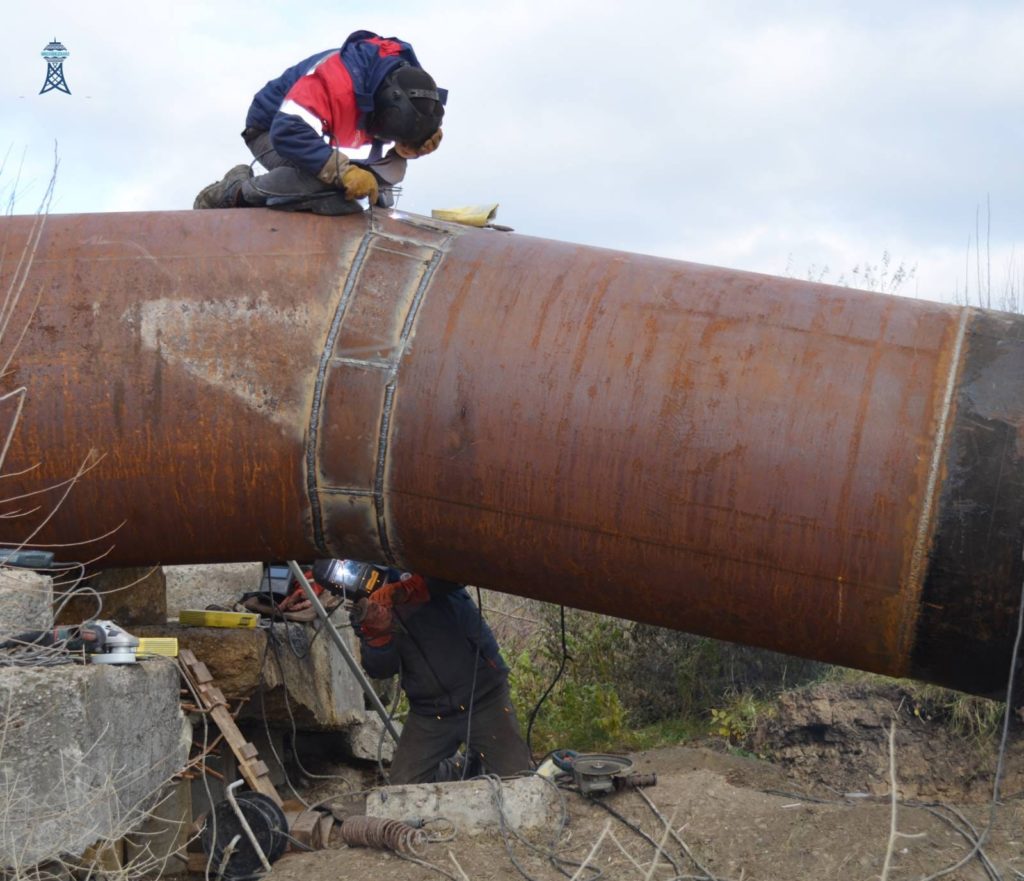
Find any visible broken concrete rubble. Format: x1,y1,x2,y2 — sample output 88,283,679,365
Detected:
0,561,387,875
0,661,190,868
134,620,365,730
164,562,263,615
0,567,52,635
56,566,167,627
336,709,397,763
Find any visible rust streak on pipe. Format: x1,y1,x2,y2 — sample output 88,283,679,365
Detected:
0,209,1021,696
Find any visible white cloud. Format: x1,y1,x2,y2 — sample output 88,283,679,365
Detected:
3,0,1023,305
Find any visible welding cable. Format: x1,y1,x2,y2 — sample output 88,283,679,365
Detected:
259,623,358,795
634,787,717,881
526,605,570,757
459,586,485,780
582,791,683,877
178,658,228,881
51,579,101,621
482,774,595,881
255,629,312,808
376,662,405,785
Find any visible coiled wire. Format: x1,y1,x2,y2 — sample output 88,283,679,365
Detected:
338,816,425,855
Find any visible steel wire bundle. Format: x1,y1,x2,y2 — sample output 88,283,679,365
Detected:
338,816,425,854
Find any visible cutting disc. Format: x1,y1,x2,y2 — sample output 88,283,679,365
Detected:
572,754,634,777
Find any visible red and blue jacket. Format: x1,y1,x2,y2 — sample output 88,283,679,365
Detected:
245,30,423,176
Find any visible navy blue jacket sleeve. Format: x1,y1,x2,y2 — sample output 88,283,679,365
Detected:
358,637,400,679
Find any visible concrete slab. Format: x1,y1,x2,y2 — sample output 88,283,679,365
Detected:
164,563,263,616
135,621,364,730
124,778,191,878
0,659,190,868
57,567,167,626
0,567,52,635
337,710,397,763
365,775,562,835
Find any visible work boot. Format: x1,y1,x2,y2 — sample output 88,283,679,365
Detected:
193,164,253,209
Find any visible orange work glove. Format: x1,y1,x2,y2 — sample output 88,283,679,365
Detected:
372,573,430,607
351,597,394,647
394,128,442,159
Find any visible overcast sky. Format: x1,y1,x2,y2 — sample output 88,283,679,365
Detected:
3,0,1022,305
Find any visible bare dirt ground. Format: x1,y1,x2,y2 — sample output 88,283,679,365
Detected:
265,681,1024,881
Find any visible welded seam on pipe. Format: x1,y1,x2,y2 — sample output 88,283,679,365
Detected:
320,486,374,497
904,308,970,643
372,235,453,563
331,356,391,370
305,229,375,553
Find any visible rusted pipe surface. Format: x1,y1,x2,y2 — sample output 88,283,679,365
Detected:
0,209,1020,695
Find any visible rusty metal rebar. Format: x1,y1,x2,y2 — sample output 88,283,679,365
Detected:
0,208,1021,696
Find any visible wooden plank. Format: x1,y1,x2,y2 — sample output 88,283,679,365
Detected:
178,651,283,807
317,815,334,850
289,812,320,849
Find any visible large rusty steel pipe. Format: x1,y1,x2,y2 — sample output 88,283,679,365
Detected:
0,209,1021,697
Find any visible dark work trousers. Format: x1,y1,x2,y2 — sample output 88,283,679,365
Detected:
389,684,533,785
238,129,361,215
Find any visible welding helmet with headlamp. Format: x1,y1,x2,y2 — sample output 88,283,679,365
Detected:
312,558,384,599
368,64,446,147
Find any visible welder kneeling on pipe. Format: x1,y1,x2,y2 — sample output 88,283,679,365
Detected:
315,559,533,784
193,30,445,215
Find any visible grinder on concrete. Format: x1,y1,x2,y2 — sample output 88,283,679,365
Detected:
0,619,139,664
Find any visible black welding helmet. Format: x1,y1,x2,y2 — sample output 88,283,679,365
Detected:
312,558,385,597
368,64,445,146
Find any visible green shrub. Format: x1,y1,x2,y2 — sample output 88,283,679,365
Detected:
507,604,827,753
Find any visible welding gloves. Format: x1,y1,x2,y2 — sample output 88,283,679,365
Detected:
351,573,431,647
394,128,443,159
316,153,380,204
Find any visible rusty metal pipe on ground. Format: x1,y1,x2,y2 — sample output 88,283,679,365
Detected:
0,209,1021,697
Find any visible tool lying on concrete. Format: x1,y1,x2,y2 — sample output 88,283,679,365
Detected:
0,547,55,569
0,619,140,664
179,609,260,628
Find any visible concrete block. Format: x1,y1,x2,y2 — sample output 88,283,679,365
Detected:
164,563,263,616
337,710,398,763
366,776,561,835
124,778,191,877
134,620,364,730
254,622,364,730
0,567,52,635
57,567,166,626
0,659,191,868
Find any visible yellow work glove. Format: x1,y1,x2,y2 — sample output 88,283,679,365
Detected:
395,128,443,159
340,166,379,203
317,155,379,203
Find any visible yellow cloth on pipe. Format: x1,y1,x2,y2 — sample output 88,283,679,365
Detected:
431,204,499,227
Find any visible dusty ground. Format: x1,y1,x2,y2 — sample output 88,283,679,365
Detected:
264,682,1024,881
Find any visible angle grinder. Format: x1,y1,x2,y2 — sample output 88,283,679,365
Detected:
0,619,139,664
